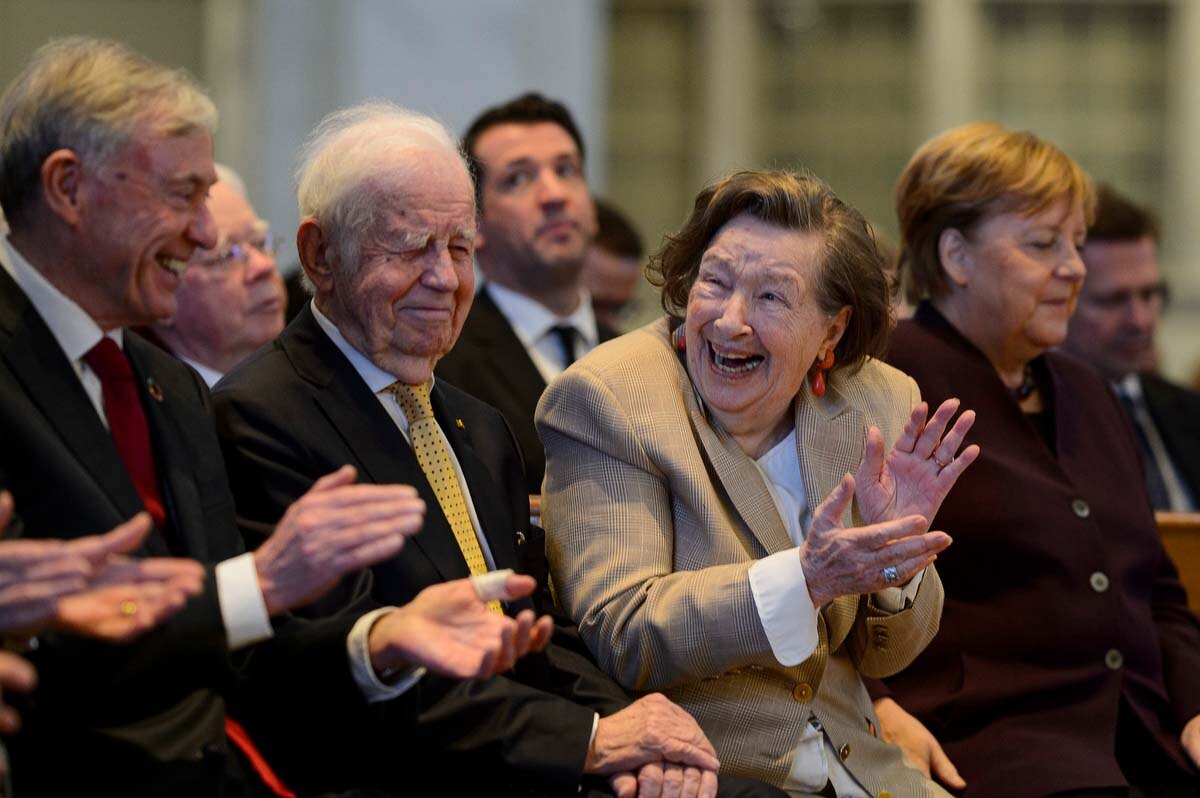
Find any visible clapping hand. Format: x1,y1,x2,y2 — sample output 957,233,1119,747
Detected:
856,399,980,528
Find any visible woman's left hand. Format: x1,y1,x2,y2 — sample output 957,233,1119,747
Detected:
857,398,980,527
1182,714,1200,767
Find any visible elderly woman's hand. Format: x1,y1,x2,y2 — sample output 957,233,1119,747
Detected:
800,474,951,607
856,398,980,529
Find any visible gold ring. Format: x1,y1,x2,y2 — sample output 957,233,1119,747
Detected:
933,453,951,469
119,600,138,617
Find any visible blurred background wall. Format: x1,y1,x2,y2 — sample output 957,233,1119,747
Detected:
2,0,1199,380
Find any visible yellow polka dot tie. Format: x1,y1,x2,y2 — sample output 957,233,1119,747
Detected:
388,382,502,614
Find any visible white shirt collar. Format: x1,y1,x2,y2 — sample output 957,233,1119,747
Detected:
0,234,121,359
484,281,599,349
178,354,224,388
1117,372,1144,402
310,300,435,395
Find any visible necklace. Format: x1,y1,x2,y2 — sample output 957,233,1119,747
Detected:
1011,363,1036,400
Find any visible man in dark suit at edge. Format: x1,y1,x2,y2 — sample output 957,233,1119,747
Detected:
0,36,552,796
214,100,788,798
435,93,619,494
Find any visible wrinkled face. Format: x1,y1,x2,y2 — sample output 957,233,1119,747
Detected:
166,181,286,371
1064,236,1163,380
76,129,218,328
954,196,1087,360
329,150,476,383
685,213,846,440
474,122,597,290
583,245,642,329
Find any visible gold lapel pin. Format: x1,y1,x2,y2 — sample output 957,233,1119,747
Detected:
455,418,465,429
146,377,164,402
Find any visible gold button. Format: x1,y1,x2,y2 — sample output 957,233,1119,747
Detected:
1072,499,1091,518
792,682,813,702
879,792,893,798
839,743,851,761
1090,572,1109,592
1105,648,1124,670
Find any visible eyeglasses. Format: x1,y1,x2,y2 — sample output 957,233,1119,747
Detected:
192,232,280,272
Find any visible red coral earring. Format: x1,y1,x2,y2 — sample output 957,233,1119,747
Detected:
810,349,835,397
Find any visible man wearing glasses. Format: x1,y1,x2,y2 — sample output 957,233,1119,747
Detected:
148,165,286,386
1063,183,1200,511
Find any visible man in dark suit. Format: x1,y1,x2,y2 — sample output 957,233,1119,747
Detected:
1063,184,1200,511
436,93,619,494
0,37,551,796
214,100,787,798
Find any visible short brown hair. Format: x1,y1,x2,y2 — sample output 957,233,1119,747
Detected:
895,121,1094,304
1088,183,1159,243
648,169,891,375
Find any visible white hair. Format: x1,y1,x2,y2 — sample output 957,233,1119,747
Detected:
214,163,248,198
0,36,217,229
294,100,470,275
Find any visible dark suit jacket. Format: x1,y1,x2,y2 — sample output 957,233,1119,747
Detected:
212,305,631,797
884,304,1200,797
435,285,618,494
1139,372,1200,504
0,268,365,796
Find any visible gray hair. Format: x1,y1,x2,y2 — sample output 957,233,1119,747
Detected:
0,37,217,229
294,100,470,279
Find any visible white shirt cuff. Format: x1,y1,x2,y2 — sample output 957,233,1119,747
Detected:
873,568,925,613
216,552,273,650
346,607,426,703
749,547,820,666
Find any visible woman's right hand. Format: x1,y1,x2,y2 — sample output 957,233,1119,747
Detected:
799,474,951,607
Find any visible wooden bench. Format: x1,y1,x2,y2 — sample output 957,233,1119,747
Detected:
1156,511,1200,615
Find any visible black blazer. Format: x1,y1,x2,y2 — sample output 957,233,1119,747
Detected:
0,268,363,796
884,304,1200,797
435,285,618,494
213,305,630,797
1139,372,1200,504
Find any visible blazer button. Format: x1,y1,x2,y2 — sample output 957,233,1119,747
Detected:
1105,648,1124,670
1090,571,1110,593
515,530,526,545
792,682,814,702
839,743,851,761
1072,499,1091,518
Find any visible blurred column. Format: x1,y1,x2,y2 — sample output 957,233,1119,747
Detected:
698,0,757,181
917,0,980,137
202,0,264,204
1165,0,1200,296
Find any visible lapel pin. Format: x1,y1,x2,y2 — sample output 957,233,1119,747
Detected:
455,418,465,429
145,377,164,402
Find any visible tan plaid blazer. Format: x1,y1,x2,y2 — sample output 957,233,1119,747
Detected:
537,319,948,798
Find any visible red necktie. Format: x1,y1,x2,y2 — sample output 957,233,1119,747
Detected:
83,338,166,528
84,339,294,797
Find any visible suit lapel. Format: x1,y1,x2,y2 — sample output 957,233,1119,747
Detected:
0,273,146,530
794,378,867,648
283,309,471,583
468,287,547,406
677,358,792,559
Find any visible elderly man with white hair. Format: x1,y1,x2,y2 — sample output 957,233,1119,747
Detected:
148,164,286,386
0,37,555,796
213,101,789,798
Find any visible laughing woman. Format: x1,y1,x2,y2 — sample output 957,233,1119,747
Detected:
537,170,978,797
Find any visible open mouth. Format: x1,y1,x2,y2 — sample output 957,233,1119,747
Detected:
157,256,187,276
708,341,764,374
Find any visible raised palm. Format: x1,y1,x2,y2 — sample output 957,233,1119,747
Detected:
856,398,980,526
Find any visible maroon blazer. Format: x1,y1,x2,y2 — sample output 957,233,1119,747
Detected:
884,304,1200,797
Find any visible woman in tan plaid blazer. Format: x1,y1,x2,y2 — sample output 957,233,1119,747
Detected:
538,171,978,798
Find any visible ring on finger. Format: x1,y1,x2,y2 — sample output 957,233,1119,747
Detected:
119,600,138,617
882,565,900,583
933,452,952,469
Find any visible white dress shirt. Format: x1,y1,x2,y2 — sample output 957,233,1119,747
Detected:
178,355,223,389
0,235,409,702
747,431,923,797
485,282,600,383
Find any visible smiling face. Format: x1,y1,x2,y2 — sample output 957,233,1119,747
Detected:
685,213,848,456
942,195,1088,370
1063,236,1164,380
473,121,596,294
74,128,219,328
323,149,476,384
162,181,286,373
